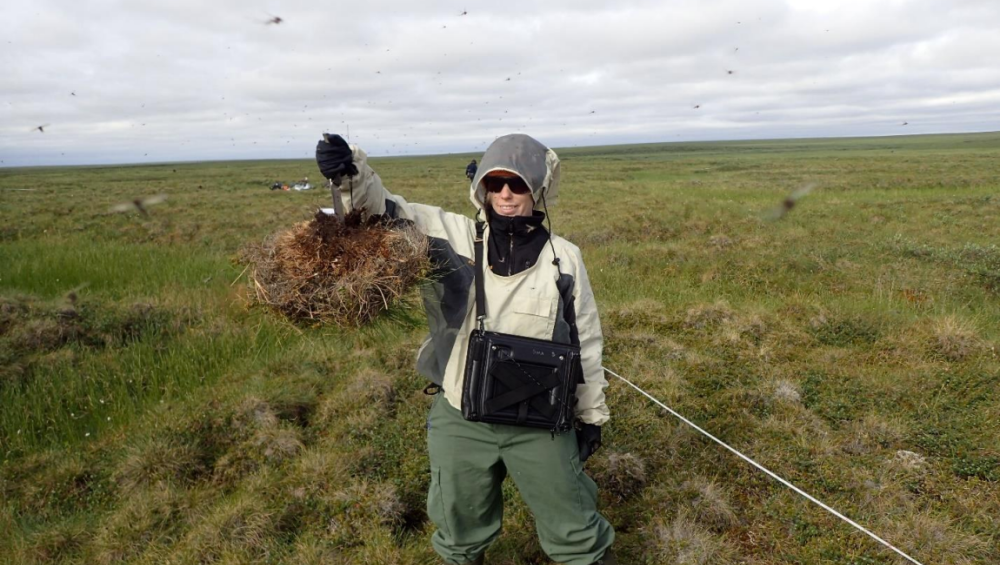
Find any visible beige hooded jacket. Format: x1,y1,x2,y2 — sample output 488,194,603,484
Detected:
337,134,609,425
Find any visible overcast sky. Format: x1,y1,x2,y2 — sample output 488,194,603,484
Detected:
2,0,999,167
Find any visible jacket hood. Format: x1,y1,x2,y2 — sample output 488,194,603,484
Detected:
470,134,561,213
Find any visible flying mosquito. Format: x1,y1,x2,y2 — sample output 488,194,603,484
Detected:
110,194,168,216
264,14,283,25
32,124,50,133
458,10,468,16
762,183,817,221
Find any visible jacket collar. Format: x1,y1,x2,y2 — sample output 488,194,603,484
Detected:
487,209,546,235
485,209,549,276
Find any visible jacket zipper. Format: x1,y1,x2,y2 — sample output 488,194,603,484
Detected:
508,230,514,276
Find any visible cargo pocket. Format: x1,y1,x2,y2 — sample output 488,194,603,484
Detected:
568,437,599,515
427,466,453,540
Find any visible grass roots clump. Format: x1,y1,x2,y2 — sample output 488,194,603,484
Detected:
242,211,429,326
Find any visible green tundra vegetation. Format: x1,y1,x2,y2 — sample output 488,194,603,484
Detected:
1,132,998,564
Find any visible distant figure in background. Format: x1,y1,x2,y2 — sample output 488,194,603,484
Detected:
465,159,478,181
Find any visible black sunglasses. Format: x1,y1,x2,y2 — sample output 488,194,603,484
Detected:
483,175,531,195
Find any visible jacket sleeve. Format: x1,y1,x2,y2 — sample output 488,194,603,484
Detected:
339,145,474,242
572,254,610,426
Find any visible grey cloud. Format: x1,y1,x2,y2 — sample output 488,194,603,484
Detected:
1,0,999,166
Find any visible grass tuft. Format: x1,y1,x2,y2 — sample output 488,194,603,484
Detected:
213,426,304,486
930,316,981,361
645,510,736,565
771,379,802,404
841,414,905,456
173,493,278,564
115,437,207,494
891,449,929,471
91,485,191,565
24,519,91,564
592,451,648,502
1,450,103,519
683,301,735,330
346,368,397,408
890,513,989,564
680,478,739,531
809,313,881,346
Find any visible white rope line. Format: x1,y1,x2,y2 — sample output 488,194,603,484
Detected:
603,367,926,565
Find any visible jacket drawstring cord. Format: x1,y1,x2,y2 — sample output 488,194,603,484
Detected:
540,192,563,276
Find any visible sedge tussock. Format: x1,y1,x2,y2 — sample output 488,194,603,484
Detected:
847,468,916,516
0,506,14,540
369,482,407,526
240,211,429,327
708,234,734,249
1,450,96,518
253,426,305,462
680,477,739,531
283,449,352,506
930,315,981,361
645,510,737,565
25,519,90,564
345,368,397,408
771,379,802,404
591,451,648,502
889,513,989,564
92,485,189,565
604,328,688,362
764,412,832,449
172,494,277,564
326,480,407,540
840,414,905,456
891,449,929,471
212,426,304,485
289,533,347,564
617,351,686,403
10,318,71,352
606,298,669,328
115,437,206,494
233,397,280,431
314,390,384,443
684,301,735,330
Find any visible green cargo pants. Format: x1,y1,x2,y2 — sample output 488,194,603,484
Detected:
426,394,615,565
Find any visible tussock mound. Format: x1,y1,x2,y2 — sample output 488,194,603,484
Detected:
242,211,429,326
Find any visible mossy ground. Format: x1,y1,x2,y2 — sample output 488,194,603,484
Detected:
1,133,998,564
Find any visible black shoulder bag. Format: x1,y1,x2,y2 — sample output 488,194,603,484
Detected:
461,222,583,433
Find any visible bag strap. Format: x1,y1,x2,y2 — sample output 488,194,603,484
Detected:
474,221,486,331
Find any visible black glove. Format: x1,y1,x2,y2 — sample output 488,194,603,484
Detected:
316,133,358,179
576,423,602,463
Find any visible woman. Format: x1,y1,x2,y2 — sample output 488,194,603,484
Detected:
317,133,615,565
